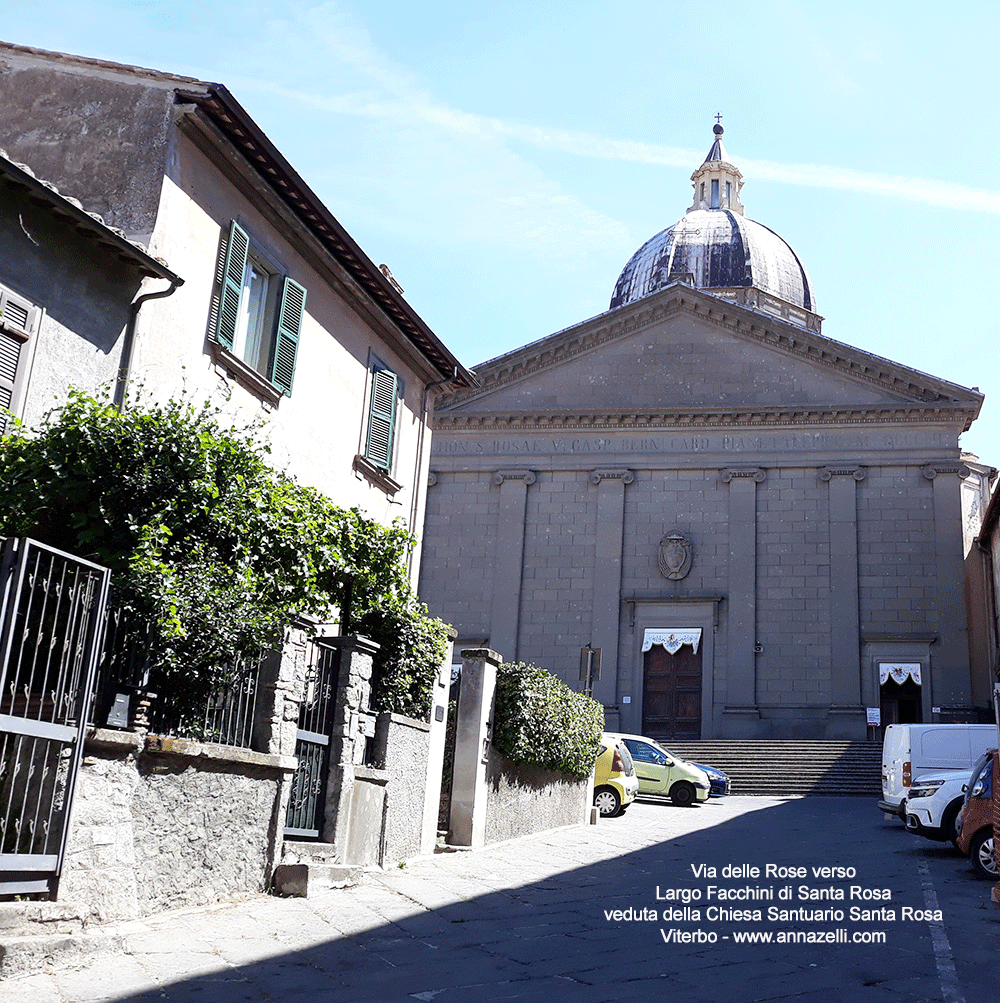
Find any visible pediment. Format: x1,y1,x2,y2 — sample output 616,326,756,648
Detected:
438,284,981,431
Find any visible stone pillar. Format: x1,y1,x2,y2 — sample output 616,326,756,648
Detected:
821,466,866,736
922,463,975,717
489,470,535,660
318,635,380,851
449,648,499,848
589,469,633,721
254,620,311,758
420,629,456,855
722,467,764,733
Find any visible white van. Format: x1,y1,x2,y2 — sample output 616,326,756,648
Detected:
879,723,998,819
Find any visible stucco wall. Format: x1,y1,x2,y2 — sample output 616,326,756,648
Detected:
132,128,436,538
0,44,177,242
0,172,145,428
374,712,432,864
484,749,590,845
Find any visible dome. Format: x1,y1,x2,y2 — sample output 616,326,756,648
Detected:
609,210,816,311
609,124,817,319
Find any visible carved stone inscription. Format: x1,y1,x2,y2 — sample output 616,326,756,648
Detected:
432,429,955,457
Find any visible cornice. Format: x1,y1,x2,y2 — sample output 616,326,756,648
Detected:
433,402,979,433
439,285,978,412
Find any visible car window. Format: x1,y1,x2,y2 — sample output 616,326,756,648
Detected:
964,751,995,804
617,743,636,774
624,740,658,763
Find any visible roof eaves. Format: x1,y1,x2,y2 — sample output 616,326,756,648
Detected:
0,151,182,284
174,83,476,389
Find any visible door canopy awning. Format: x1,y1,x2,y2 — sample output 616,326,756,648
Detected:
642,628,702,655
879,662,922,686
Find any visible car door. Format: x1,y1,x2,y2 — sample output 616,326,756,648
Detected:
623,739,670,795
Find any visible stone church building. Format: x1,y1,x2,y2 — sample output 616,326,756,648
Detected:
419,125,985,740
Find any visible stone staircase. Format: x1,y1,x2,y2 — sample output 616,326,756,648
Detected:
664,740,882,797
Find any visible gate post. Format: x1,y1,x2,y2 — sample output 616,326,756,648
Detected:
319,635,379,851
449,647,500,848
420,629,456,854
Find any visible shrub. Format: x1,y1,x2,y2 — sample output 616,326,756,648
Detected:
0,390,446,721
358,598,450,720
491,661,603,779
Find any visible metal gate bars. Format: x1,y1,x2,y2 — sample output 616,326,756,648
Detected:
284,640,340,839
0,538,110,897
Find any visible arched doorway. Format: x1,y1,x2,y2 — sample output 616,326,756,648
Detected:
641,629,702,739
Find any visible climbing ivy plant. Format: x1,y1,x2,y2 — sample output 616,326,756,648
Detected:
0,390,448,719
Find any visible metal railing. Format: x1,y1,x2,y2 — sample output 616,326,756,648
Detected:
147,651,266,749
88,605,267,751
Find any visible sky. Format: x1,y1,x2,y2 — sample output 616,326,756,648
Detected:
3,1,998,461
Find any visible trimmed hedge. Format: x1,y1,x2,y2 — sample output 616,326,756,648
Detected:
491,661,604,779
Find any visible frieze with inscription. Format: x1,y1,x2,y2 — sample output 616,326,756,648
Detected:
431,428,956,458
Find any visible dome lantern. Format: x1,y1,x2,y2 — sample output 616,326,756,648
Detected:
688,121,745,216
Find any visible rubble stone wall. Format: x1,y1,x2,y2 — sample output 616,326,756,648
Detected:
60,731,294,922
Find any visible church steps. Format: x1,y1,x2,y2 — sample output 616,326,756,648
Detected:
660,740,882,797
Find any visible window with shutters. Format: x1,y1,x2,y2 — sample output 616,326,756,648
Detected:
212,220,306,401
0,283,41,433
365,363,398,471
353,357,404,495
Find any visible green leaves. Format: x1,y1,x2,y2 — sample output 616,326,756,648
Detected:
0,390,446,719
491,661,604,779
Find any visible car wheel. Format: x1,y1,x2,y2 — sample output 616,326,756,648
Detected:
941,800,962,848
670,781,696,807
594,786,623,817
970,829,998,879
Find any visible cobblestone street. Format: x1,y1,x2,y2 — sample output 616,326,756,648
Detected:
8,796,999,1003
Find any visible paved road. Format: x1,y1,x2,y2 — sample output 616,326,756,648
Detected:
7,796,1000,1003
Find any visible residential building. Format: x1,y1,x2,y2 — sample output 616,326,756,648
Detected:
0,42,474,565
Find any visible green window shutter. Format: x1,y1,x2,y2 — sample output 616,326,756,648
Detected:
365,366,398,470
0,331,18,434
271,277,306,396
0,285,38,435
214,220,249,350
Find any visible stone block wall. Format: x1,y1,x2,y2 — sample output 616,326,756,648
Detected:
857,465,937,636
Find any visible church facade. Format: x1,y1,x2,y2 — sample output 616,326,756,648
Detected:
418,127,985,740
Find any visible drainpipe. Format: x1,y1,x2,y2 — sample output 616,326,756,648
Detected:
113,276,184,410
407,367,459,578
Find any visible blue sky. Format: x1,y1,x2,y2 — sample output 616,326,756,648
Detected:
3,1,998,460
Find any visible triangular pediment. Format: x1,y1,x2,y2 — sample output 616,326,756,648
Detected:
438,284,981,431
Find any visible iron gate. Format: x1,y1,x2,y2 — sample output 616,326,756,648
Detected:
284,640,340,839
0,537,110,897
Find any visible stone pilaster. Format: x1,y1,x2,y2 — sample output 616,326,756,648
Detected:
589,469,633,717
489,470,535,661
922,463,975,717
721,467,764,732
449,648,500,848
820,466,866,735
317,634,380,850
